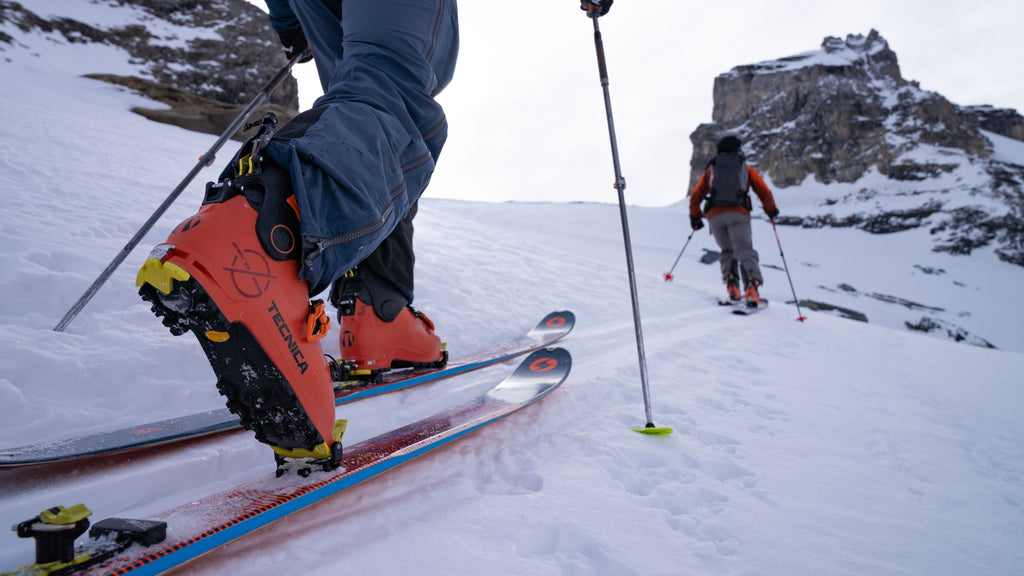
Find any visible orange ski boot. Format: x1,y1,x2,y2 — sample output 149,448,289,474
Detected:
332,270,447,382
136,140,343,473
744,281,765,308
727,282,742,302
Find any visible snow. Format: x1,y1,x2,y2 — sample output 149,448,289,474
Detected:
742,32,894,77
15,0,222,48
2,25,1024,576
987,128,1024,164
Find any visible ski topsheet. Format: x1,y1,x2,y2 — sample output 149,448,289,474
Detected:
718,298,769,315
0,311,574,469
55,347,572,576
732,299,769,315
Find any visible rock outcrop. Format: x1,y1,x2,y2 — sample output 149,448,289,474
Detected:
0,0,299,137
688,29,1024,267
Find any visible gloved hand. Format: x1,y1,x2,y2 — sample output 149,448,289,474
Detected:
766,208,779,219
277,27,313,63
580,0,613,16
690,216,704,231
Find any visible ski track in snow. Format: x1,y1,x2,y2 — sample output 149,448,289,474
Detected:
1,35,1024,576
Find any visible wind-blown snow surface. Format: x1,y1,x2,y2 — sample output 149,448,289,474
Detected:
2,49,1024,576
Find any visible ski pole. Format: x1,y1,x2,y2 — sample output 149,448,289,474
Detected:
770,219,807,322
663,229,696,282
585,8,671,435
53,49,308,332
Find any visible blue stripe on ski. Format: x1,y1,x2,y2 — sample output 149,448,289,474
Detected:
335,348,528,402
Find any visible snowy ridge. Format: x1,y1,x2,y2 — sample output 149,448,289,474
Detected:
1,21,1024,576
746,32,891,76
1,0,293,108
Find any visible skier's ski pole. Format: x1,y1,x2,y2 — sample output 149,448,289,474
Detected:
770,219,807,322
585,7,671,435
663,229,696,282
53,49,308,332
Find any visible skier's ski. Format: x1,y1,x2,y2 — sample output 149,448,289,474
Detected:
0,311,574,469
732,300,769,315
2,348,572,576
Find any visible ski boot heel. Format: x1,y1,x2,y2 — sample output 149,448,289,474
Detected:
137,191,336,455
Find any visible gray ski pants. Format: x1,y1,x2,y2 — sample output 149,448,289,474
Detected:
709,211,763,286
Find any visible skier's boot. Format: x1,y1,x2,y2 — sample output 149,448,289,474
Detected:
726,282,742,302
744,279,765,308
330,267,447,382
724,260,743,301
136,118,343,474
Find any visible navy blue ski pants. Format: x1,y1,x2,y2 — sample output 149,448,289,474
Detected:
262,0,459,298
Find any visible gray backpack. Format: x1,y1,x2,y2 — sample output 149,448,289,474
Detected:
707,151,750,208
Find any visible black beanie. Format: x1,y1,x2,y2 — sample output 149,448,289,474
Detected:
717,136,742,153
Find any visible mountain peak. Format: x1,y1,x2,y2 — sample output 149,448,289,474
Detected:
822,29,888,55
688,30,1024,267
730,29,903,85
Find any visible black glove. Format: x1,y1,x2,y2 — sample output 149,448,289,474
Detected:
277,27,313,63
690,216,704,231
580,0,612,16
766,208,779,219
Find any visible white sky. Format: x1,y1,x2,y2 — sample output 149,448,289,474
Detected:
251,0,1024,207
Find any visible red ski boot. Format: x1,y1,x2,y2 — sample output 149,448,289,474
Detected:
336,299,447,381
727,282,742,302
137,153,343,472
744,281,766,308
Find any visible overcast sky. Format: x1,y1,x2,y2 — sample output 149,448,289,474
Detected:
251,0,1024,207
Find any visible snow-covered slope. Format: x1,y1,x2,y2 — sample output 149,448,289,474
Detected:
1,26,1024,576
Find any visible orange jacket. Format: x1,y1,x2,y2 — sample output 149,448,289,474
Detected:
689,165,777,220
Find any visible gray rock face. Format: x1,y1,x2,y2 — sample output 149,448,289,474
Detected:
1,0,299,135
688,29,1024,267
965,105,1024,141
689,30,995,189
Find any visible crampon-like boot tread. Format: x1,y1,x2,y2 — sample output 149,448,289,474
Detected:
139,278,323,450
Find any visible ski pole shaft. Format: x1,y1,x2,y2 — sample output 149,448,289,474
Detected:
588,13,665,432
53,50,306,332
664,229,696,280
770,219,807,322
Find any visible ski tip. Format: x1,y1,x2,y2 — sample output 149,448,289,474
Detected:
541,310,575,327
633,426,673,436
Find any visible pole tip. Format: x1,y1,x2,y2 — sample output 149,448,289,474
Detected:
663,273,673,282
633,425,673,436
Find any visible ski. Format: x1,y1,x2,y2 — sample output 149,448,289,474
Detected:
0,311,574,469
2,348,572,576
732,299,769,315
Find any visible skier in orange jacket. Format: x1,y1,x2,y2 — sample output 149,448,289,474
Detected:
689,136,779,306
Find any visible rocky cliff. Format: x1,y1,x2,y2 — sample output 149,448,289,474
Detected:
688,30,1024,266
0,0,299,137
